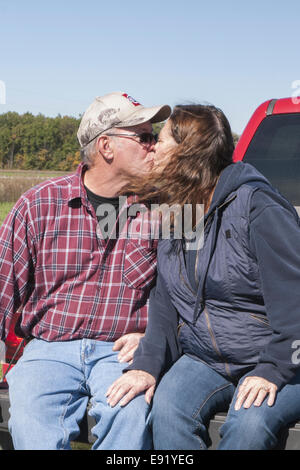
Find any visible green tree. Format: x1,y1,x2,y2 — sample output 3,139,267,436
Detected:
0,112,81,170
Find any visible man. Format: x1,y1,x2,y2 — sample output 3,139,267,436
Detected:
0,92,171,449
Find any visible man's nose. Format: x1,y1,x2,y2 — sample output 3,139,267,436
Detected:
148,141,156,152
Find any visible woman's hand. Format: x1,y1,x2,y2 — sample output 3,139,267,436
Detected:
234,376,278,410
113,332,145,364
106,370,156,407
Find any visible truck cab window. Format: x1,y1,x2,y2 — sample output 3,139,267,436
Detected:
243,114,300,206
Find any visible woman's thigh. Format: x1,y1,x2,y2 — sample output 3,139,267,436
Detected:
153,355,234,416
151,355,234,449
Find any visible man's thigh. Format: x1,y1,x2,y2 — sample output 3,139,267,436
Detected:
85,341,152,450
6,339,89,449
85,341,129,399
86,341,150,415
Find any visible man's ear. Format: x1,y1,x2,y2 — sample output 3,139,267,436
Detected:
96,135,114,162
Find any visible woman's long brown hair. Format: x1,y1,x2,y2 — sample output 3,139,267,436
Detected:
122,104,234,229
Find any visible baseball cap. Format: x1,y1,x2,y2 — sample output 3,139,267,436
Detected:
77,91,171,147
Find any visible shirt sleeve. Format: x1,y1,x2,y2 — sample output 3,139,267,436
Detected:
124,269,182,381
248,189,300,389
0,197,36,340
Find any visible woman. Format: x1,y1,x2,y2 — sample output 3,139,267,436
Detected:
106,104,300,450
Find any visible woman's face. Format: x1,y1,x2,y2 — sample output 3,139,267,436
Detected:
153,119,178,168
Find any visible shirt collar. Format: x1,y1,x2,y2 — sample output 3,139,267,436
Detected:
69,162,89,207
69,162,139,209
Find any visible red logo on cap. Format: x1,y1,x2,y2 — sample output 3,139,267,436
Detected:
122,93,141,107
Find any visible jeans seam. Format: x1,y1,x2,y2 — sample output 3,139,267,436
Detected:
192,383,233,420
58,378,87,450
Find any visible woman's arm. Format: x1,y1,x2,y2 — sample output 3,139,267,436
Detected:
246,189,300,390
106,269,181,406
125,273,181,379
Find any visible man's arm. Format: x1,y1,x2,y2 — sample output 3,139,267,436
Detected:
0,196,36,340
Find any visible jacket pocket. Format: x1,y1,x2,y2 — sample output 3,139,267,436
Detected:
123,240,157,290
249,313,270,327
246,312,272,352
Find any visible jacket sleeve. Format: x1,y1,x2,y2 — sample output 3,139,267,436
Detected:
124,269,182,381
0,197,36,341
248,189,300,389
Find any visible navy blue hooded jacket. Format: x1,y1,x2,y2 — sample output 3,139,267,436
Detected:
126,162,300,390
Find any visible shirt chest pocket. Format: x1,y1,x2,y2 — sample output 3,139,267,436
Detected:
123,240,157,290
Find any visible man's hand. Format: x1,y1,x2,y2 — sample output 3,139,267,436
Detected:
234,376,278,410
106,370,156,407
113,332,145,364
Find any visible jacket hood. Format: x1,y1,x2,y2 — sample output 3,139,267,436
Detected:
207,162,271,217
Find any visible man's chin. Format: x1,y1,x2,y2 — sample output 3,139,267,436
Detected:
147,160,155,170
140,159,155,173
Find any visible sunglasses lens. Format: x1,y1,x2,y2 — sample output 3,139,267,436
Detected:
140,133,157,144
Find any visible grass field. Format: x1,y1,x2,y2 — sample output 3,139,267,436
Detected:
0,202,15,225
0,169,70,226
0,169,69,178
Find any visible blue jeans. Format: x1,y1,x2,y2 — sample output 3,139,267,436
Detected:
6,338,152,450
151,354,300,450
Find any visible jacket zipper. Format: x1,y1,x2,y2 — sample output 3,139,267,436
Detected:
194,194,237,284
177,321,185,335
204,307,232,378
194,214,213,284
179,269,197,295
250,313,270,326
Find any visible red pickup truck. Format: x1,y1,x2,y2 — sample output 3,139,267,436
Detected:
233,96,300,216
1,96,300,449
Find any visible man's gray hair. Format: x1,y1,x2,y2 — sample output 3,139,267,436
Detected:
80,139,97,168
80,128,119,168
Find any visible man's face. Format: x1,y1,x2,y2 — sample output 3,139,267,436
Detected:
109,122,156,178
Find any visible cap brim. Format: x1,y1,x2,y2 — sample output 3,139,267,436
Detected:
114,104,171,128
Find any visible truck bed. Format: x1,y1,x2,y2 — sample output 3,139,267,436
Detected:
1,388,300,450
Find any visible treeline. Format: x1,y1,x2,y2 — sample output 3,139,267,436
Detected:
0,112,240,171
0,112,81,171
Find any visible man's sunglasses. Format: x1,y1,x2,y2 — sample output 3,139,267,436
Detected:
105,132,158,145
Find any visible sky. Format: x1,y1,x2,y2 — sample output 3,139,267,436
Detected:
0,0,299,134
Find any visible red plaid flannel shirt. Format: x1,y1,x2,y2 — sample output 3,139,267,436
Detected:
0,163,157,342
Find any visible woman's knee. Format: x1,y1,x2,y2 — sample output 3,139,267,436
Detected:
219,407,278,450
